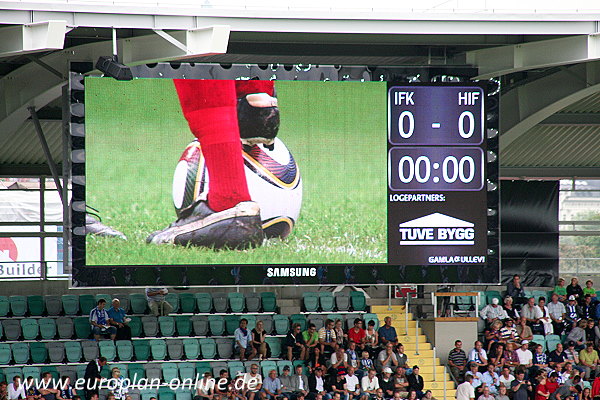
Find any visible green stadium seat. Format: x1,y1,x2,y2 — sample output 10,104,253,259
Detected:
79,295,96,315
30,342,48,363
61,295,79,315
142,316,159,337
363,313,379,331
257,315,273,334
158,387,175,400
245,293,261,313
195,293,212,313
191,316,208,336
114,294,131,313
111,363,129,376
224,315,240,336
261,360,277,377
350,291,366,311
216,338,233,359
212,293,228,313
175,391,192,400
27,296,45,316
150,339,167,360
47,342,65,363
228,361,244,378
159,316,176,336
546,335,561,352
11,343,30,364
302,292,319,312
265,337,282,358
99,340,116,361
276,360,293,375
532,334,546,350
167,339,184,360
485,291,502,305
76,364,87,380
319,292,335,312
195,361,211,376
0,296,9,317
39,318,57,340
74,316,91,339
144,364,162,381
3,368,22,381
9,296,27,317
162,364,179,382
228,293,245,313
57,316,74,339
245,315,256,331
22,366,41,379
533,290,548,302
208,315,225,336
129,364,145,381
199,338,216,359
64,341,82,363
165,293,179,314
2,320,21,341
21,318,39,340
334,292,350,311
273,315,289,335
82,341,99,361
100,364,111,379
140,388,158,400
96,294,111,304
133,340,150,361
129,316,142,337
308,314,324,330
57,366,77,384
0,344,11,365
116,340,134,361
178,293,196,313
261,292,277,312
176,316,192,336
130,294,148,314
183,338,200,360
290,314,307,331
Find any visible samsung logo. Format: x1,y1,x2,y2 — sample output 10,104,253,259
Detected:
266,267,317,277
398,213,476,246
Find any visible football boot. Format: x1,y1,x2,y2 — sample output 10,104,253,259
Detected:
237,93,280,146
85,214,127,240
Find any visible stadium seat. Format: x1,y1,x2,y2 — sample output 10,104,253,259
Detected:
45,296,63,316
82,340,99,361
335,292,350,311
9,295,27,317
21,318,39,340
276,360,293,375
265,337,282,358
195,293,212,313
128,389,141,400
246,315,256,331
243,361,255,372
308,314,325,330
363,313,379,330
30,342,48,363
99,340,117,361
100,366,111,379
130,294,148,314
22,366,41,379
116,340,133,361
159,316,176,336
158,388,175,400
64,341,83,362
96,294,111,304
57,316,74,339
485,291,502,305
210,361,228,378
293,360,309,375
142,316,159,337
162,364,179,382
165,293,179,314
27,295,45,316
290,314,307,331
0,344,11,364
112,363,129,376
196,361,211,376
302,292,319,312
319,292,335,312
178,362,196,381
245,293,261,313
0,296,9,317
134,340,151,361
129,364,145,381
2,320,21,340
47,342,65,363
62,295,80,315
273,315,290,335
208,315,225,336
39,318,57,340
216,338,233,359
228,293,245,313
212,292,229,313
76,364,87,380
79,294,96,315
199,338,217,359
191,316,208,336
150,339,167,360
546,335,561,352
350,291,366,311
143,364,162,381
228,361,244,378
3,368,22,381
532,334,547,350
114,294,131,313
74,316,91,339
183,339,200,360
42,366,59,380
129,316,142,337
140,388,158,400
261,292,277,312
11,343,30,364
167,339,184,360
258,315,273,334
261,360,277,377
178,293,196,313
224,315,240,335
175,391,192,400
57,366,77,384
176,316,192,336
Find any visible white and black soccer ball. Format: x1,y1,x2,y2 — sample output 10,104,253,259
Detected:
172,138,302,239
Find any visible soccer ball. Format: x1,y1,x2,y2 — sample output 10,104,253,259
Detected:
172,138,302,239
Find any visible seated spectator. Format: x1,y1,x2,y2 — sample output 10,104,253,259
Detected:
145,287,172,316
319,320,338,354
38,372,59,400
235,318,256,361
348,319,367,351
499,319,519,343
548,343,568,369
372,388,385,400
334,320,346,349
548,294,567,335
516,317,534,342
480,299,509,325
331,348,349,375
545,373,559,399
503,343,520,371
252,320,269,361
260,370,283,400
506,275,527,305
89,298,116,340
308,368,327,400
392,368,409,398
107,298,131,340
489,343,506,372
308,347,327,373
468,341,489,368
503,297,520,321
214,369,230,400
532,344,549,376
360,351,375,377
378,318,398,346
361,369,380,400
303,324,320,359
567,320,587,350
536,376,550,400
285,323,306,361
481,364,500,394
195,372,215,400
554,278,568,303
552,375,581,400
344,367,361,400
579,343,600,380
510,370,531,400
520,298,543,334
328,370,348,400
498,367,515,388
364,321,379,357
378,368,394,399
8,376,25,400
495,384,509,400
567,278,584,305
538,297,554,335
243,365,263,400
515,341,533,369
484,320,503,352
564,342,585,374
448,340,468,381
347,342,359,369
585,320,599,347
456,375,475,400
406,367,423,398
466,363,484,393
289,365,309,399
25,376,41,400
394,344,409,369
584,280,598,303
109,369,126,400
581,296,596,320
477,386,495,400
377,343,399,373
422,391,434,400
565,296,582,327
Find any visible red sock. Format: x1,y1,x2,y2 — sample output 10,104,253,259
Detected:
235,80,275,98
173,79,250,212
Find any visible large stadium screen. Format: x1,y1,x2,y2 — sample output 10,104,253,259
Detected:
71,65,499,286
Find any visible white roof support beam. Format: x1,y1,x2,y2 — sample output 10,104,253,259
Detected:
468,34,600,79
0,20,67,57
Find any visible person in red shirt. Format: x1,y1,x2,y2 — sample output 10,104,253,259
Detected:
535,377,550,400
348,318,367,351
545,372,559,397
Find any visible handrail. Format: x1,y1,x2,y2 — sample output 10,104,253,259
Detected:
443,365,447,400
433,346,437,381
405,294,409,336
415,319,419,355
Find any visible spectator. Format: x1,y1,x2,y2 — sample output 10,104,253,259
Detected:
516,317,534,342
344,367,361,400
520,298,543,333
333,320,346,349
456,375,475,400
548,294,567,335
109,369,126,400
285,323,306,361
308,368,327,400
567,278,584,303
506,275,527,305
318,320,338,354
38,373,59,400
243,365,263,400
407,366,424,399
448,340,468,381
235,318,256,361
348,319,366,350
392,368,408,398
466,363,483,393
586,280,600,303
585,320,599,346
536,376,550,400
422,391,434,400
565,296,582,327
538,297,555,335
532,344,549,375
480,299,509,325
1,382,8,400
581,296,596,320
564,342,585,374
554,278,568,303
489,344,506,371
515,341,533,369
289,365,309,399
548,343,568,369
373,389,385,400
194,372,215,400
107,298,131,341
347,342,359,369
394,344,409,369
495,385,509,400
260,370,283,400
378,368,394,399
8,376,25,400
503,342,520,370
376,343,398,373
252,320,269,361
468,341,488,368
361,369,380,400
303,324,319,359
510,371,531,400
477,386,494,400
331,348,349,375
308,347,327,373
378,318,398,346
328,371,348,400
581,387,592,400
498,367,515,388
481,364,500,394
24,376,40,400
567,320,587,350
214,369,230,400
499,319,519,343
360,351,375,377
579,343,600,380
84,357,107,400
545,373,559,399
503,297,520,321
364,321,379,357
89,298,116,341
552,376,581,400
593,321,600,348
145,288,172,316
484,320,503,352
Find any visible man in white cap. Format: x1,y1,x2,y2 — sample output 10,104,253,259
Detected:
479,298,508,325
378,368,395,399
515,340,533,369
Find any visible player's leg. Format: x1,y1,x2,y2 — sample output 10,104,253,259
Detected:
235,80,280,145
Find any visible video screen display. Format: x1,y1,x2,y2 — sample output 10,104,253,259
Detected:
71,64,499,286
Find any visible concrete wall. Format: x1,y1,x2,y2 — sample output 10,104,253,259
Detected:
431,319,479,364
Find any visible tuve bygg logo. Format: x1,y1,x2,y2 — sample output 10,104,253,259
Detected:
398,212,475,245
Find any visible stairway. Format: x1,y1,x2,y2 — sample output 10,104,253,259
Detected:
371,305,456,399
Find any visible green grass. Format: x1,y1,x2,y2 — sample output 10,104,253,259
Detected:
85,78,387,265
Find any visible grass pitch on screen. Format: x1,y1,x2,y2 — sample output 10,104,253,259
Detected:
85,78,386,265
